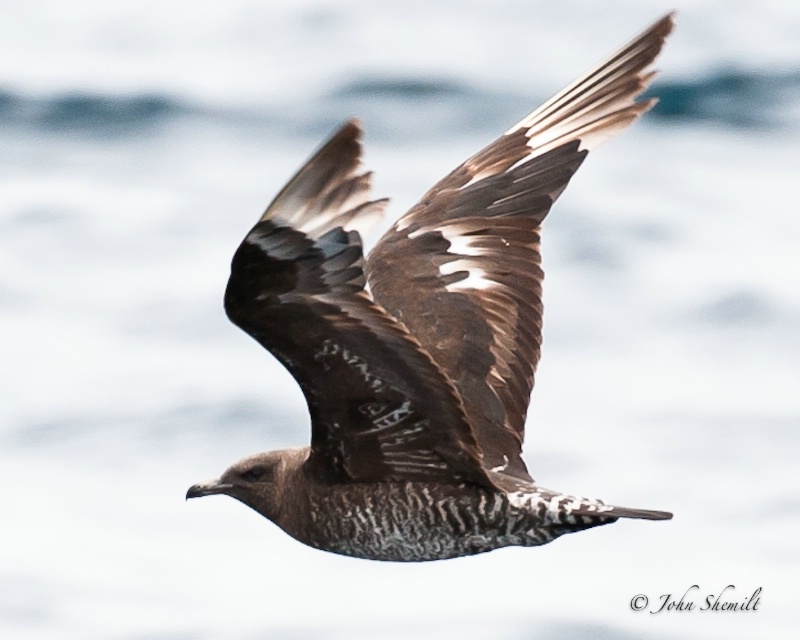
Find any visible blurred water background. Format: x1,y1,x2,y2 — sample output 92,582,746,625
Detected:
1,1,799,638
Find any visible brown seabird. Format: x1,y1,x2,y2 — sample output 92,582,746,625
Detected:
187,14,675,562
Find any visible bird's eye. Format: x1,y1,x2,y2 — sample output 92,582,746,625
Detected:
240,466,269,482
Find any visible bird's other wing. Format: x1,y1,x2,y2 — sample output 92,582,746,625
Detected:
365,14,675,482
225,120,493,488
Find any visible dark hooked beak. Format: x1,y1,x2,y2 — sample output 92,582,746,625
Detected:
186,479,234,500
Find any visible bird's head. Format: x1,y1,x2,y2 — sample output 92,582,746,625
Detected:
186,448,307,522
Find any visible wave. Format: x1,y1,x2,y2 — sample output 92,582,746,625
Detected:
647,69,800,128
0,89,187,135
1,69,797,136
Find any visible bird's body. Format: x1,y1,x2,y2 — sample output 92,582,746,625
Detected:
219,448,624,562
298,480,606,562
187,14,675,561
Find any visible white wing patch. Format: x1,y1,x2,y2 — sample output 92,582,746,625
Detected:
442,262,494,292
440,225,496,292
442,230,488,257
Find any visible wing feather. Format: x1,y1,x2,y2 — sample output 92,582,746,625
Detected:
227,121,491,487
365,14,674,480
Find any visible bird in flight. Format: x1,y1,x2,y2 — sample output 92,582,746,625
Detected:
187,13,675,562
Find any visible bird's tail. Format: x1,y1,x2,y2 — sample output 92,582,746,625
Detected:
574,503,673,521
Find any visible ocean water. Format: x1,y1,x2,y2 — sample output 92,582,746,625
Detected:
1,1,798,639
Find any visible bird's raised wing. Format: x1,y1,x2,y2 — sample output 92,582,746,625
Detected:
365,14,675,481
225,120,492,487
